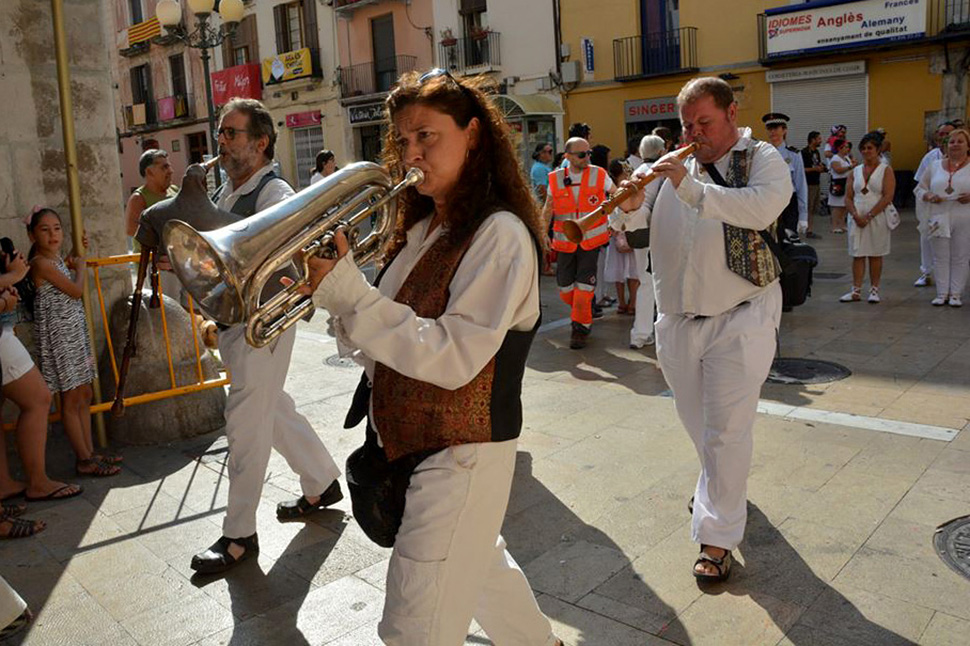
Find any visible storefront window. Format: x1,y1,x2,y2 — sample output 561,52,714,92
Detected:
293,125,324,189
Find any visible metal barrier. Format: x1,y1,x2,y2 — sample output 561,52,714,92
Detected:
2,254,228,430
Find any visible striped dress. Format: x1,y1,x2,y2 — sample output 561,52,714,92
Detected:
34,256,95,393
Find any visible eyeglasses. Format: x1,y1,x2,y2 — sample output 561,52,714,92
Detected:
569,150,590,159
216,126,252,140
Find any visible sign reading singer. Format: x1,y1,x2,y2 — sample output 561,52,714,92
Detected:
764,0,926,58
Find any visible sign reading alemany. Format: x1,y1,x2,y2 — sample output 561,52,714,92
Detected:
764,0,926,58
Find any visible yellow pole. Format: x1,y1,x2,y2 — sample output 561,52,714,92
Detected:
50,0,108,448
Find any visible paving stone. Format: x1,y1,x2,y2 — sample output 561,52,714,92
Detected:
790,470,914,533
120,586,233,646
524,540,631,603
275,525,388,589
196,575,384,646
108,492,223,562
28,498,127,563
18,583,139,646
791,582,931,645
910,467,970,502
917,612,970,646
536,594,677,646
663,587,805,646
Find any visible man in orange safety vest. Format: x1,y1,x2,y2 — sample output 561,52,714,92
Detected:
542,137,616,349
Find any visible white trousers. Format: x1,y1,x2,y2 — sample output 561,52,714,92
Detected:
655,285,781,550
219,324,341,538
379,439,555,646
930,213,970,298
594,247,608,302
0,576,26,631
630,248,656,345
916,202,935,275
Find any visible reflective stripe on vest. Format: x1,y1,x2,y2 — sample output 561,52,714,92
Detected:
549,166,608,252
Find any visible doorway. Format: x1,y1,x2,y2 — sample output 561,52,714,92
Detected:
372,14,397,93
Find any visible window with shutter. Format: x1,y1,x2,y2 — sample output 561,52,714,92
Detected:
274,4,288,54
303,0,319,51
459,0,487,15
223,15,259,68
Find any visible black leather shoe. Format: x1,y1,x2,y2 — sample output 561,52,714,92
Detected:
276,480,343,521
190,533,258,575
569,322,589,349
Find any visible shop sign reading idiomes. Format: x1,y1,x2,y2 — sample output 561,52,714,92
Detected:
764,0,926,58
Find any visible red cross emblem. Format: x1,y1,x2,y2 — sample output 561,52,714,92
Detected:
587,195,599,206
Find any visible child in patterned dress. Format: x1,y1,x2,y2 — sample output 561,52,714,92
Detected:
26,208,120,477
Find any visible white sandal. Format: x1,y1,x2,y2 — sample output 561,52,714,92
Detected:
839,287,862,303
867,286,880,303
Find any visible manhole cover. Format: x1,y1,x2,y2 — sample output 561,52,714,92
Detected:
935,516,970,581
767,358,851,384
325,354,358,369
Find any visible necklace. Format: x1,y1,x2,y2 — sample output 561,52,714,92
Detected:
946,157,968,194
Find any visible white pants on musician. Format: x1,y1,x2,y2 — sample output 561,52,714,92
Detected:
916,201,935,277
0,576,26,632
930,212,970,299
219,324,341,538
630,248,655,346
655,284,781,550
379,439,555,646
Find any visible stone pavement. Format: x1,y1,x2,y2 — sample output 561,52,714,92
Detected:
2,209,969,645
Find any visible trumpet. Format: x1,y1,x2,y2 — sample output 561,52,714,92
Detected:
163,162,424,348
562,143,699,244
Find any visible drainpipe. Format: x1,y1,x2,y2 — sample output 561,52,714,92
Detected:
51,0,108,447
553,0,562,78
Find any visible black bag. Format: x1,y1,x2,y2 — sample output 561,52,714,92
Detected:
829,177,847,197
345,428,435,548
702,161,817,309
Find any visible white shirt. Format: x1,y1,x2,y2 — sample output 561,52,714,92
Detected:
915,147,943,183
310,171,324,185
915,159,970,237
647,127,792,317
315,211,540,392
215,162,294,212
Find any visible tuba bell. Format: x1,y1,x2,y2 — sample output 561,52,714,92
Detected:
162,161,423,348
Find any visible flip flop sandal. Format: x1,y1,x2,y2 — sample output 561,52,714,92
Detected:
93,453,124,465
25,483,83,502
0,517,46,539
76,458,121,478
0,608,32,641
694,549,733,583
0,504,27,521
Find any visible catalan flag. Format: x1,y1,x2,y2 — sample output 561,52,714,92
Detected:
128,16,161,47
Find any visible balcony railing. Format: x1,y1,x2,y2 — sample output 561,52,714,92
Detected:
759,0,970,62
156,94,194,122
613,27,698,82
338,55,418,98
438,31,502,75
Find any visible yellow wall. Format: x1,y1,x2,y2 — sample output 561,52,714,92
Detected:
680,0,771,67
559,0,639,81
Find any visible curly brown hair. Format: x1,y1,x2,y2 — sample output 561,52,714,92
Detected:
381,70,542,260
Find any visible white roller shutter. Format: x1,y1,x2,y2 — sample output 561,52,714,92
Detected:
770,74,868,152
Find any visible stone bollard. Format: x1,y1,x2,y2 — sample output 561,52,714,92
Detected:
99,290,226,445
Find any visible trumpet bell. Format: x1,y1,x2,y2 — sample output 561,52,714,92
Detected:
164,220,246,325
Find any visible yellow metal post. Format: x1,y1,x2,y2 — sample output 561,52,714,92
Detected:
50,0,108,447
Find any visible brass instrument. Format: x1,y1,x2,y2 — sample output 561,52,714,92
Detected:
163,162,424,348
562,142,699,244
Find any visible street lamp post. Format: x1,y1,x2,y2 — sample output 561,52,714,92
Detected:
156,0,245,188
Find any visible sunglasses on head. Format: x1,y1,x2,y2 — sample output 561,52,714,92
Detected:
418,68,478,103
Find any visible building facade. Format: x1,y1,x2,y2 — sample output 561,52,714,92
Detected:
560,0,970,175
111,0,215,198
432,0,565,169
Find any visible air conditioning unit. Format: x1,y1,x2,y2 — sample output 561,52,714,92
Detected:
561,60,580,84
537,76,553,91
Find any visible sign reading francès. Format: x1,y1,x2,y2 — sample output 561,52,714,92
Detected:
625,97,678,123
764,0,926,58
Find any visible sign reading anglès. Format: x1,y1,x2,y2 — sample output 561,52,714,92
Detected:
764,0,926,58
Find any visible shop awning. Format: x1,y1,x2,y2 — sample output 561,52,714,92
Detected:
493,94,564,118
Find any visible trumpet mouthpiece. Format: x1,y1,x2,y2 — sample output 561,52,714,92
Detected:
404,167,425,187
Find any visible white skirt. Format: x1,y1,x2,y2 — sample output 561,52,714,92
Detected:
604,237,638,282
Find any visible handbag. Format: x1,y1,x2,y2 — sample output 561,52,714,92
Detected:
884,203,901,230
829,177,847,197
345,428,435,548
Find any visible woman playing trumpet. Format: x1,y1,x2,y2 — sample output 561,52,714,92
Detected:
300,70,561,646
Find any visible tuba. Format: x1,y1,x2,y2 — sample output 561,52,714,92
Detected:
162,162,423,348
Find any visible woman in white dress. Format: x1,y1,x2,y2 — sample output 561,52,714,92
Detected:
915,127,970,307
627,135,665,348
604,160,640,314
841,132,895,303
828,139,856,233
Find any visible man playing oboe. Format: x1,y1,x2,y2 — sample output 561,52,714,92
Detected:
639,78,792,582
